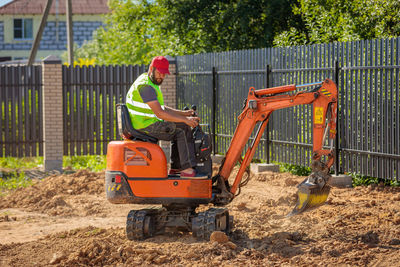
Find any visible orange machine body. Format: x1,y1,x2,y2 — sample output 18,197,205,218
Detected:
105,140,212,205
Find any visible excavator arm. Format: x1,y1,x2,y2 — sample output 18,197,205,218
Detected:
212,79,338,216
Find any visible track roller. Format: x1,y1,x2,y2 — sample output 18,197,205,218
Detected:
192,208,231,240
126,209,157,240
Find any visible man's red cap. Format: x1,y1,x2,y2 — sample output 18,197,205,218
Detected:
150,56,170,75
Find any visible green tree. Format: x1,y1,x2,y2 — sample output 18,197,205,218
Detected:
75,0,185,65
74,0,301,65
160,0,302,52
274,0,400,46
74,0,400,64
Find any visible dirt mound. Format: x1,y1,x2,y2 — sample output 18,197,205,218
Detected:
1,167,400,266
0,226,244,266
0,170,104,216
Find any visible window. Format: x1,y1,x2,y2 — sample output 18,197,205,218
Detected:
13,19,33,40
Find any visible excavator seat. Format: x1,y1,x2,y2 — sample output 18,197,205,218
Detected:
116,104,158,144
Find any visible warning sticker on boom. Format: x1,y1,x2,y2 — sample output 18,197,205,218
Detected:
314,107,324,124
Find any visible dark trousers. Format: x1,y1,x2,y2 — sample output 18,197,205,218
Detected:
140,121,196,170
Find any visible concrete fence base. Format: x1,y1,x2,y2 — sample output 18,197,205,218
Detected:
250,163,280,173
330,174,353,188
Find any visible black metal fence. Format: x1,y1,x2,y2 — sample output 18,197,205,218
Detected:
0,65,43,157
176,38,400,181
62,64,146,155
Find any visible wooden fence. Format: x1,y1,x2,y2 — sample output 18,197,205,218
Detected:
0,65,43,157
62,64,146,155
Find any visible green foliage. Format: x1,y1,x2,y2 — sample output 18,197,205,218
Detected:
63,155,107,172
72,0,400,63
251,158,263,163
270,163,400,186
350,173,400,187
0,156,106,172
160,0,301,52
0,156,106,194
74,0,300,64
274,0,400,46
75,0,185,65
276,162,312,176
391,180,400,187
0,158,37,194
0,171,32,193
351,173,379,186
0,157,43,169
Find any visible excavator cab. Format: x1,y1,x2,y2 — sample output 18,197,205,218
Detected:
106,104,214,205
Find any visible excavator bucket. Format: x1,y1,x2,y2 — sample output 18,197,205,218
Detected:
287,172,331,217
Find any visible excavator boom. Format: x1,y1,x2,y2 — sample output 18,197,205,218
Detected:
213,79,338,216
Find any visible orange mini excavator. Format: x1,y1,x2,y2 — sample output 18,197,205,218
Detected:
106,78,338,240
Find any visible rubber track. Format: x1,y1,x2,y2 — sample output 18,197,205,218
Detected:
193,208,228,240
126,210,147,240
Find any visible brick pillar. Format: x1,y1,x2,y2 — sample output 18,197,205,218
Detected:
159,58,177,163
42,55,63,172
161,59,177,108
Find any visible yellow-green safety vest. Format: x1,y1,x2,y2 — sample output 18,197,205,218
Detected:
126,73,164,129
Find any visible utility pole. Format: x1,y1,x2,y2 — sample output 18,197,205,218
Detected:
28,0,53,66
66,0,74,65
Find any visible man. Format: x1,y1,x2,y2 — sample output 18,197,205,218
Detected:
126,56,199,177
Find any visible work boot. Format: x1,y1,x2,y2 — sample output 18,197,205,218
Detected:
168,169,181,175
180,168,196,178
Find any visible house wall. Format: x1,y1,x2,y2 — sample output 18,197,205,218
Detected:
0,14,104,60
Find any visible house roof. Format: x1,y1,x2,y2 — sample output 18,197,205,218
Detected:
0,0,109,15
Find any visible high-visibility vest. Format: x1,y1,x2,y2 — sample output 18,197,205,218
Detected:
126,73,164,129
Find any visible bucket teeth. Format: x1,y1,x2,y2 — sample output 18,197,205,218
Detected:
287,173,331,217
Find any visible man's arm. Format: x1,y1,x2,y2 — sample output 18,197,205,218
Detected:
138,85,198,127
147,101,199,128
164,106,195,117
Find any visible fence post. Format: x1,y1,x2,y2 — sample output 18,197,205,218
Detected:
212,67,218,155
265,64,271,163
334,60,340,175
42,55,63,172
162,57,177,108
159,57,177,162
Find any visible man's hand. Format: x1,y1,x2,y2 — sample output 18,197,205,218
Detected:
148,102,200,127
185,116,200,128
182,109,196,117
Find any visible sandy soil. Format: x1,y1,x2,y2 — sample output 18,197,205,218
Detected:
1,167,400,266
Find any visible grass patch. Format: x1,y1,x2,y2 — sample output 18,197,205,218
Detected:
274,162,312,176
0,155,107,172
63,155,106,172
0,157,43,169
0,171,33,195
350,172,400,187
0,155,106,194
